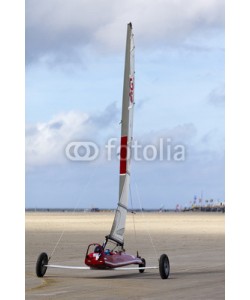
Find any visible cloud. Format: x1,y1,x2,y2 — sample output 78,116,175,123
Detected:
26,0,224,65
89,102,119,128
25,102,121,168
142,123,197,145
135,97,151,110
208,85,225,106
139,123,197,162
26,111,90,167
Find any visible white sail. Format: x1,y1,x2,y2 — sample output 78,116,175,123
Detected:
108,23,135,246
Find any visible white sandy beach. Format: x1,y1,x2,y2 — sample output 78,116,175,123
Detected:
26,212,224,299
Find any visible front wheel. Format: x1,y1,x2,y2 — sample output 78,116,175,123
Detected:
159,254,170,279
139,258,146,273
36,252,48,277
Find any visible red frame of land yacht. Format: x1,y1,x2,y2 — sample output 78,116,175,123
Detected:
85,243,143,269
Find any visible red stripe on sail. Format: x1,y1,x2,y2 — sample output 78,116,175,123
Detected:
120,136,128,174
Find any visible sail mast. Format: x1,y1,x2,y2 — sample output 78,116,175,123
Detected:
107,23,135,246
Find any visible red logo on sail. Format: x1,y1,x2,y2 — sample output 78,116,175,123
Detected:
129,76,134,103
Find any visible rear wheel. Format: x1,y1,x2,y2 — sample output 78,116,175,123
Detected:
139,258,146,273
159,254,170,279
36,252,48,277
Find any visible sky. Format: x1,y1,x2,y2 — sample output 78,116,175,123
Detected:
25,0,225,209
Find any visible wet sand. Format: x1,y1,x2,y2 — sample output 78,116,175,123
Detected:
26,212,224,299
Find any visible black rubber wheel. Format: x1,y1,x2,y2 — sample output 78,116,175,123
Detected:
159,254,170,279
139,258,146,273
36,252,48,277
